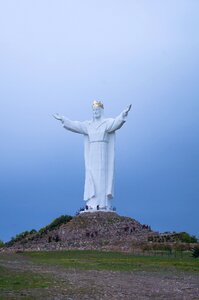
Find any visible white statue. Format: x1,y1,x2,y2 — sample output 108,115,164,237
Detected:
53,101,131,212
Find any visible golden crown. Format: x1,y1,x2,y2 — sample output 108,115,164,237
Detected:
92,100,104,109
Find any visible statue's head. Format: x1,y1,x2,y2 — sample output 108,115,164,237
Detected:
92,100,104,119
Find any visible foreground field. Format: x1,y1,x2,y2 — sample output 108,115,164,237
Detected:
0,251,198,299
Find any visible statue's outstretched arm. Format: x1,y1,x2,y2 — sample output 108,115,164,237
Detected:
106,104,132,133
53,114,87,134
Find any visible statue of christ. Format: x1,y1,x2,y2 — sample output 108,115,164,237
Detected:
53,101,131,212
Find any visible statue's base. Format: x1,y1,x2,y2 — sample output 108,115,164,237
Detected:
79,207,115,214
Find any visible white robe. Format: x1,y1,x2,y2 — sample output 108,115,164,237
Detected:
62,113,127,209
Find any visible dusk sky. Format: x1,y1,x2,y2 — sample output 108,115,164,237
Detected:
0,1,198,242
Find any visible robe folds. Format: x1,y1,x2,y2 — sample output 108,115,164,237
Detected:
62,113,127,209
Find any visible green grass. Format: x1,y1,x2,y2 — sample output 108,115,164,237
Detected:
0,265,52,290
24,250,199,273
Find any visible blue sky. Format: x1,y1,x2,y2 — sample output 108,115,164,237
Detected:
0,1,198,241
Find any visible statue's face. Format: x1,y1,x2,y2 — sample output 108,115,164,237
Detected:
93,107,103,119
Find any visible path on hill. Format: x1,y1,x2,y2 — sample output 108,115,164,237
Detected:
0,253,198,299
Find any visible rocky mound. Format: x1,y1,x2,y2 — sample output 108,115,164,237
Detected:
5,212,158,252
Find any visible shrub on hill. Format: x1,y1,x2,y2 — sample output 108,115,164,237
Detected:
39,215,73,234
11,229,37,243
192,246,199,258
7,215,73,245
177,232,197,243
0,240,4,248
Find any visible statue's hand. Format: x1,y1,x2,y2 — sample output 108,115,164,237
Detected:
52,113,63,122
122,104,132,117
